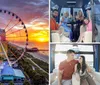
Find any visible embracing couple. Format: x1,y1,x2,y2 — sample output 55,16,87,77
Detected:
52,49,96,85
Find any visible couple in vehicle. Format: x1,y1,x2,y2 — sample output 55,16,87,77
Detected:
51,50,99,85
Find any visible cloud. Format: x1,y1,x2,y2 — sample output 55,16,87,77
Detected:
0,0,49,44
0,0,49,29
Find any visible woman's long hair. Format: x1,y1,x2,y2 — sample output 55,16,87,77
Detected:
77,56,87,74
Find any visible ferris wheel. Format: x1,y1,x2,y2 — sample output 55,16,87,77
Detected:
0,9,28,66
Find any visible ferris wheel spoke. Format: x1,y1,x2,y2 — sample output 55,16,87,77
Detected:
5,21,20,33
0,41,12,66
4,16,14,30
8,44,24,65
0,9,28,65
6,28,27,36
12,51,24,65
8,48,19,58
8,46,23,65
0,22,7,26
6,36,27,38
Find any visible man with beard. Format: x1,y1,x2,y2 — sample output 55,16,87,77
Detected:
50,9,61,31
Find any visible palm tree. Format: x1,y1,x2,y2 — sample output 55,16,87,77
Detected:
8,81,14,85
23,79,31,85
0,82,4,85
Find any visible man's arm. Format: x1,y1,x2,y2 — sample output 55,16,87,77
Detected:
74,64,78,73
58,70,63,85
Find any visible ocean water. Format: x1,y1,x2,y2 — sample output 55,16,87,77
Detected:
10,41,49,56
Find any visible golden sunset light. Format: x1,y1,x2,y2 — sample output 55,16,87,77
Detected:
0,0,49,84
29,30,49,42
6,24,49,43
0,0,49,50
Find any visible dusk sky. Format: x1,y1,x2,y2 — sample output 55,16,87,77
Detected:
0,0,49,49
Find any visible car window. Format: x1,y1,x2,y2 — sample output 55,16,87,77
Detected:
73,8,84,16
60,8,71,21
60,8,84,21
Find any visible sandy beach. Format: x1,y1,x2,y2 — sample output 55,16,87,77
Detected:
27,52,49,63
